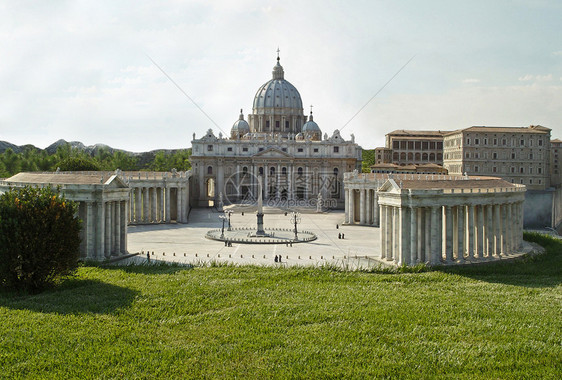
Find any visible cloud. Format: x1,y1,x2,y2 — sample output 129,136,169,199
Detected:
462,78,480,84
553,51,562,56
518,74,553,82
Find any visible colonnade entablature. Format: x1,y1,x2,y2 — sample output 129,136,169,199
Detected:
377,178,526,267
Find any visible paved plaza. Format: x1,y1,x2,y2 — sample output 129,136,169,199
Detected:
124,208,382,268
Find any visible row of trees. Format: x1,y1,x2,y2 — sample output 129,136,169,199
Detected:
0,145,192,177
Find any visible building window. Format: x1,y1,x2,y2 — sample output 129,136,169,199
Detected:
259,167,264,175
520,179,524,184
539,139,543,146
529,167,533,174
227,147,233,152
475,138,479,145
275,120,280,129
298,148,303,152
465,152,470,159
207,166,213,174
242,166,248,175
437,142,443,149
538,168,542,174
242,147,248,152
314,148,319,153
285,121,289,130
520,167,524,173
539,180,542,184
520,139,525,146
466,138,471,145
493,138,497,145
334,146,339,153
297,167,303,175
484,138,488,145
282,148,287,152
511,167,515,173
266,120,270,129
474,166,479,173
393,141,399,149
502,138,507,145
207,145,213,151
259,148,264,152
530,153,533,159
493,152,497,159
511,153,516,159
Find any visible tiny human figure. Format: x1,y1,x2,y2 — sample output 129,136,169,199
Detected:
224,241,228,246
147,252,150,262
228,241,232,247
336,224,339,229
338,233,341,239
241,212,244,216
278,255,282,263
342,233,345,239
274,255,278,263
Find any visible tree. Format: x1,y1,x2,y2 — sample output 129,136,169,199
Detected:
362,149,375,173
0,186,82,292
56,156,101,171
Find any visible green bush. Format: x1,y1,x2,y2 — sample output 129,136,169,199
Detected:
56,156,101,171
0,186,82,292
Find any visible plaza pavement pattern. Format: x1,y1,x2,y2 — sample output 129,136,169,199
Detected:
124,208,381,269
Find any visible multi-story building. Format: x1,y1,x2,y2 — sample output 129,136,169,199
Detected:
442,125,551,190
190,53,362,208
381,130,448,165
550,138,562,186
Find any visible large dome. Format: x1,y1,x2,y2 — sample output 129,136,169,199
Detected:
252,57,303,113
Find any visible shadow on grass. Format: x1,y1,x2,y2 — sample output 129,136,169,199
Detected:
436,233,562,288
0,278,138,315
89,260,192,275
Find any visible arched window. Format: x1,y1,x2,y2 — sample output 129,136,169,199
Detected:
242,166,248,175
259,167,264,175
415,153,421,161
429,153,435,161
407,153,413,161
333,168,339,176
400,152,406,161
270,166,275,175
437,153,443,161
207,166,213,175
282,167,287,175
422,153,428,160
393,152,399,161
297,167,303,175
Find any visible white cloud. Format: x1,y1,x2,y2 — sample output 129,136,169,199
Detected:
553,51,562,56
518,74,534,81
462,78,481,84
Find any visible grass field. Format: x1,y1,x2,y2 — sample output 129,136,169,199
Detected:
1,233,561,379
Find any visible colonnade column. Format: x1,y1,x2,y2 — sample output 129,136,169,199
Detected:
96,202,105,259
115,201,121,254
477,205,484,258
457,206,465,261
467,205,475,260
177,186,183,223
165,186,171,223
143,187,149,223
121,201,128,254
134,187,141,223
430,206,440,265
359,189,366,224
445,206,453,263
105,202,112,258
373,193,379,226
486,205,493,257
424,208,431,263
158,187,164,222
506,203,512,253
365,190,371,225
348,190,355,224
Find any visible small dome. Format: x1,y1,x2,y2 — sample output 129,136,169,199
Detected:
231,109,250,139
295,132,304,141
302,111,321,141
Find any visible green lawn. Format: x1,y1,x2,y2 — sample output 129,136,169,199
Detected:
1,233,561,379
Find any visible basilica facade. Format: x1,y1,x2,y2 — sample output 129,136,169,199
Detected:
190,54,362,208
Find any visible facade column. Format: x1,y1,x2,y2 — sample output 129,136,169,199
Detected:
424,208,431,263
359,189,366,224
392,207,399,263
276,163,281,199
349,189,355,224
115,201,121,254
105,202,112,258
366,190,371,225
467,205,475,260
410,206,417,264
373,192,379,226
445,206,454,263
84,202,93,259
417,207,424,263
96,201,105,259
344,188,350,223
505,203,512,253
264,163,269,200
380,205,386,260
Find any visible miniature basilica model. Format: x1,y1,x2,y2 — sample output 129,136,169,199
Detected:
190,53,362,208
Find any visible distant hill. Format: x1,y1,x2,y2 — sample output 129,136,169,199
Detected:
0,139,188,157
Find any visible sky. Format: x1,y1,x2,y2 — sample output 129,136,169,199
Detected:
1,0,562,152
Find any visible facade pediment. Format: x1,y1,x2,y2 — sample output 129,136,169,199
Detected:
253,147,293,158
104,175,129,188
378,179,400,193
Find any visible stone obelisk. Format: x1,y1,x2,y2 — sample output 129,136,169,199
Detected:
256,175,266,236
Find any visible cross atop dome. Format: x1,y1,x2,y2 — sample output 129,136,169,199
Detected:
277,47,280,61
